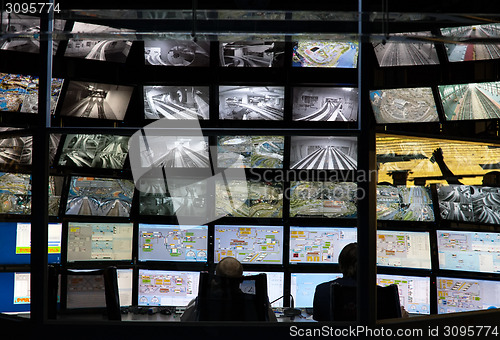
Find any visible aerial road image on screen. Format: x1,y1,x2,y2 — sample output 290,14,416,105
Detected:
370,87,439,124
439,81,500,121
290,136,357,170
441,23,500,62
373,32,439,67
217,135,284,168
377,185,434,221
292,87,358,121
292,40,358,68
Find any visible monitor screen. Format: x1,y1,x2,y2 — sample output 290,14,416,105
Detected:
377,230,432,269
377,185,434,221
220,41,285,67
215,179,283,218
373,32,439,67
438,82,500,121
290,181,357,218
65,177,134,217
117,269,133,307
370,87,439,124
65,22,134,63
58,134,129,169
0,72,63,114
377,274,431,315
0,132,60,167
289,227,357,264
59,81,133,120
292,40,359,68
144,86,209,120
0,272,30,314
65,271,108,309
214,225,284,264
437,184,500,224
290,273,342,308
138,269,200,307
219,86,284,120
144,39,210,67
243,271,284,307
437,230,500,273
437,276,500,314
290,136,357,170
138,177,209,218
217,135,284,169
137,135,209,168
67,222,133,262
138,224,208,262
441,24,500,62
292,87,358,122
0,172,31,214
0,222,61,264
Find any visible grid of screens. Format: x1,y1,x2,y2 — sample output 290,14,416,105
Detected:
66,177,134,217
437,277,500,314
138,269,200,307
370,87,439,124
138,224,208,262
377,274,431,315
437,230,500,273
290,272,342,308
437,184,500,224
0,222,61,264
438,81,500,121
377,185,434,221
66,222,134,262
289,227,357,264
214,225,283,264
377,230,432,269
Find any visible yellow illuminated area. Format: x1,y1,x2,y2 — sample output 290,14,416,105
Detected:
377,134,500,186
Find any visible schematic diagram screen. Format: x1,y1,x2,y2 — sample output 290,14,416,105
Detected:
138,224,208,262
437,230,500,273
243,271,284,307
377,274,431,315
289,227,357,264
138,269,200,307
67,222,133,262
214,225,283,264
377,230,431,269
290,272,342,308
437,277,500,314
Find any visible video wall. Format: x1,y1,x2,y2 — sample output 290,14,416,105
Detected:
1,14,500,319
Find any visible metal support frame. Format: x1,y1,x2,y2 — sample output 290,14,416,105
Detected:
30,0,54,324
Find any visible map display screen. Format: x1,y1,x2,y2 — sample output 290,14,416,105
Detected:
377,230,432,269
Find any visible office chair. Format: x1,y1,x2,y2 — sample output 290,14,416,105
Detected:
49,266,121,321
195,272,270,321
329,283,402,321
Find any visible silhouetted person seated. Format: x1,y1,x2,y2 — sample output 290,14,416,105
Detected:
181,257,277,321
312,243,408,321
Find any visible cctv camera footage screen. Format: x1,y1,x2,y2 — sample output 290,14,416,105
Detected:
292,40,359,68
219,41,285,67
65,22,134,63
441,24,500,62
144,86,209,120
373,32,439,67
219,86,285,120
438,81,500,121
144,39,210,67
59,81,133,120
65,176,134,217
290,136,357,170
0,172,31,215
217,135,284,169
58,134,129,170
292,87,358,121
0,73,63,114
370,87,439,124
